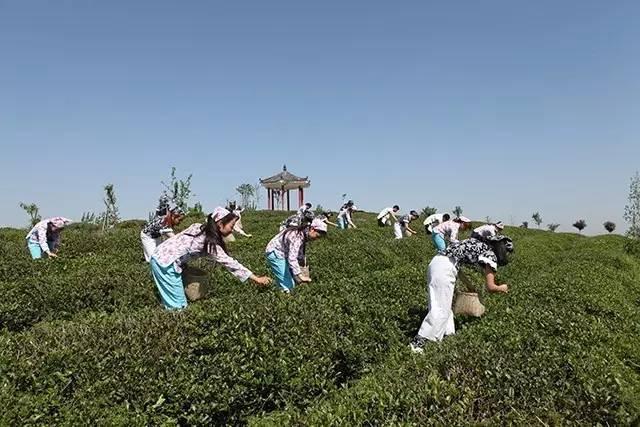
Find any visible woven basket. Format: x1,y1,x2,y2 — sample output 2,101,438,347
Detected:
453,292,485,317
182,266,209,301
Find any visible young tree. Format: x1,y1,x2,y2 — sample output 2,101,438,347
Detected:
532,212,543,228
161,167,194,211
573,219,587,233
190,202,203,215
314,204,325,214
453,206,463,218
485,216,492,223
251,183,262,210
624,172,640,238
81,212,99,224
19,202,41,227
520,221,529,229
102,184,120,230
421,206,437,217
547,223,560,232
236,184,255,210
603,221,616,233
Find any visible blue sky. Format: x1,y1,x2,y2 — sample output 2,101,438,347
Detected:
1,1,638,234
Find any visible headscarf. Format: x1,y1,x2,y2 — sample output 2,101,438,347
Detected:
49,217,72,229
211,207,233,222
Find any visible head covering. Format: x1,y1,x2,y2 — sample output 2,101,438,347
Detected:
168,202,185,216
211,207,232,222
49,217,72,229
487,235,514,252
457,216,471,223
494,221,505,230
410,210,419,217
310,218,328,233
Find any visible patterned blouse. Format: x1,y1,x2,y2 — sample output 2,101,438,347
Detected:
443,238,499,272
25,218,68,253
152,223,253,281
433,220,461,242
398,214,413,228
142,215,174,238
265,229,306,276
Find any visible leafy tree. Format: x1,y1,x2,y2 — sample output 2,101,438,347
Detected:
102,184,120,230
547,223,560,232
520,221,529,229
81,212,99,224
485,216,492,223
453,206,463,218
19,202,41,227
573,219,587,233
603,221,616,233
161,167,194,211
532,212,543,228
624,172,640,238
251,183,262,210
190,202,203,215
421,206,437,217
314,204,325,214
236,184,255,210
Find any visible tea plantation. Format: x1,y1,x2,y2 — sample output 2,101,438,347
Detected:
1,211,639,425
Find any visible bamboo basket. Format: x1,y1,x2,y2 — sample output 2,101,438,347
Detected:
453,292,486,317
182,266,209,301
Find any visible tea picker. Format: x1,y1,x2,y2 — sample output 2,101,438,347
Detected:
423,212,451,235
471,221,505,242
140,201,185,262
410,235,513,353
431,216,472,252
394,210,420,239
265,218,328,293
25,217,72,259
377,205,400,227
337,201,357,229
149,207,271,310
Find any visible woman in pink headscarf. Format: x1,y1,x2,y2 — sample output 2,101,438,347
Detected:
25,217,72,259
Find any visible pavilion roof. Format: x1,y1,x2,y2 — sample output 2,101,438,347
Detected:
260,165,310,189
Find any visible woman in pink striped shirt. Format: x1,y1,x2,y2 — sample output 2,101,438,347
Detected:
25,217,72,259
150,207,271,310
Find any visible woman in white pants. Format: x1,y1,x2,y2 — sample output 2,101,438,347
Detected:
394,210,419,239
410,235,513,353
141,203,185,262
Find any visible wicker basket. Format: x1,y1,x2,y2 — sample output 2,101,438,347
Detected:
182,266,209,301
453,292,485,317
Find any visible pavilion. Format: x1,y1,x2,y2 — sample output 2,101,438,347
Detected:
259,165,311,211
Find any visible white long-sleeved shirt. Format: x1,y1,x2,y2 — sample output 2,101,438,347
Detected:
377,207,397,223
338,209,355,227
472,224,499,240
25,219,62,253
152,223,253,281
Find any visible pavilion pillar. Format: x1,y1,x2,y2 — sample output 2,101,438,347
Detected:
298,187,303,208
280,187,285,211
267,189,272,210
287,190,291,211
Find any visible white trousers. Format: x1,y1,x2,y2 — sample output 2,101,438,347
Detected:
394,223,404,239
417,255,457,341
140,231,162,262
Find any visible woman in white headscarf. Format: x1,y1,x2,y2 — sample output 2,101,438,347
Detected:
26,217,72,259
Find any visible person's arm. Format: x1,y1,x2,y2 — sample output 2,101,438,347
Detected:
233,222,252,237
211,247,271,286
347,212,357,228
36,223,55,257
326,220,338,227
484,265,508,293
450,224,460,243
406,225,417,234
287,235,311,282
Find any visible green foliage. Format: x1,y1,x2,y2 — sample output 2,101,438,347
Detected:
624,172,640,238
0,212,639,424
453,206,463,218
421,206,437,217
547,223,560,232
19,202,41,227
521,221,529,229
162,167,194,211
604,221,616,233
102,184,120,230
532,211,542,228
236,183,256,210
573,219,587,233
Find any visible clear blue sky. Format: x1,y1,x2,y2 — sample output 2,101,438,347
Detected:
1,1,638,234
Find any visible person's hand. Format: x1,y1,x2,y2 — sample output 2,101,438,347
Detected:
47,252,58,258
296,274,312,283
252,275,272,286
246,234,253,238
495,284,509,293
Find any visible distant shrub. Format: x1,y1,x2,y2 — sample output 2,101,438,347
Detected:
603,221,616,233
573,219,587,233
547,223,560,232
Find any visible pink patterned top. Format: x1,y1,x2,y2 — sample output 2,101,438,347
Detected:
25,217,72,253
265,229,306,276
152,223,253,282
433,220,462,243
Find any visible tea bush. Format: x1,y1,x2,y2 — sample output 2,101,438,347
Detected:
1,212,639,425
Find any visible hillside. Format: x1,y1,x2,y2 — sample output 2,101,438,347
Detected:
1,211,639,425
